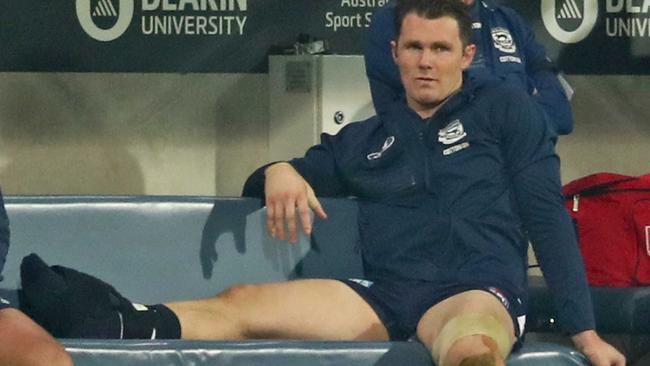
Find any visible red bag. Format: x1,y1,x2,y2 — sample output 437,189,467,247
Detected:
563,172,650,287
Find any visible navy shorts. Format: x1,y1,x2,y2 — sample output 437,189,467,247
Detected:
0,296,11,310
340,277,526,350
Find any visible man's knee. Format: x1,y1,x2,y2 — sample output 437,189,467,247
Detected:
219,283,259,304
40,343,74,366
457,348,498,366
432,313,512,366
21,339,74,366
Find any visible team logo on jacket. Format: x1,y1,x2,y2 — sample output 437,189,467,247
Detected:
438,120,467,145
367,136,395,160
439,120,470,156
491,28,517,54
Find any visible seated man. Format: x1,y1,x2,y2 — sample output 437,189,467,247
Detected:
0,189,73,366
20,1,623,365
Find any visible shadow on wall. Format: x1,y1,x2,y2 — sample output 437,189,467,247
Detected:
214,73,269,197
0,73,145,195
199,198,363,282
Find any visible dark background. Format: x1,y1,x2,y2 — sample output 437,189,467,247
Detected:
1,0,648,73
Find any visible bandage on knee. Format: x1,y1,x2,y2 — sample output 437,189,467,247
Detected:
458,353,496,366
431,313,512,366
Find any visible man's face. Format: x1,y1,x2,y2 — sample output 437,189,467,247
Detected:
391,13,475,116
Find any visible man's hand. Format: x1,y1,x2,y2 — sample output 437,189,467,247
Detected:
572,330,626,366
264,162,327,243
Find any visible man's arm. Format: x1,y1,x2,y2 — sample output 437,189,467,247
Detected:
365,4,405,113
572,330,626,366
511,157,624,366
499,88,624,365
243,134,347,243
505,7,574,135
264,162,327,243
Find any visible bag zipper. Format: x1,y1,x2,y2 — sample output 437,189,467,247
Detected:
568,189,650,213
632,199,650,286
645,225,650,257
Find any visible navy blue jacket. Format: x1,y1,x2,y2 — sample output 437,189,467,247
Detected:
365,0,574,135
244,78,593,335
0,190,9,275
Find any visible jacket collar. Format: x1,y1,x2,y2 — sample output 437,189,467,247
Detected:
475,0,498,11
377,73,487,136
430,73,487,121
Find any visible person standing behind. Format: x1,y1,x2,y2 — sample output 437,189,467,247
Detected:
0,189,73,366
365,0,574,135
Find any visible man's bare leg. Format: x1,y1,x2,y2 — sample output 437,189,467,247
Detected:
416,290,516,366
0,308,73,366
167,279,389,341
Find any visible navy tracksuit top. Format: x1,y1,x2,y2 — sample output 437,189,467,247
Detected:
244,77,594,335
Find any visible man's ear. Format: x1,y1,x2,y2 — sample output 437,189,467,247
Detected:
461,44,476,70
391,40,398,63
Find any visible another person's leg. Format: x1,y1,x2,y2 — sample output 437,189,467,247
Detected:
416,290,517,366
0,308,74,366
167,279,390,340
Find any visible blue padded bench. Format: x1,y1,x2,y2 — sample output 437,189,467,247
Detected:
62,340,588,366
1,196,643,366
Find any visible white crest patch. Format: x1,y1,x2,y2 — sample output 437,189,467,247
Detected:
491,27,517,54
438,120,467,145
499,55,522,64
443,142,470,156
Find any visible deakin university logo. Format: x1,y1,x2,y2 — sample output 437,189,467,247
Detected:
76,0,134,41
541,0,599,44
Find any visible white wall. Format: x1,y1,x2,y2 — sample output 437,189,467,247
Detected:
0,72,268,196
0,72,648,197
557,75,650,182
